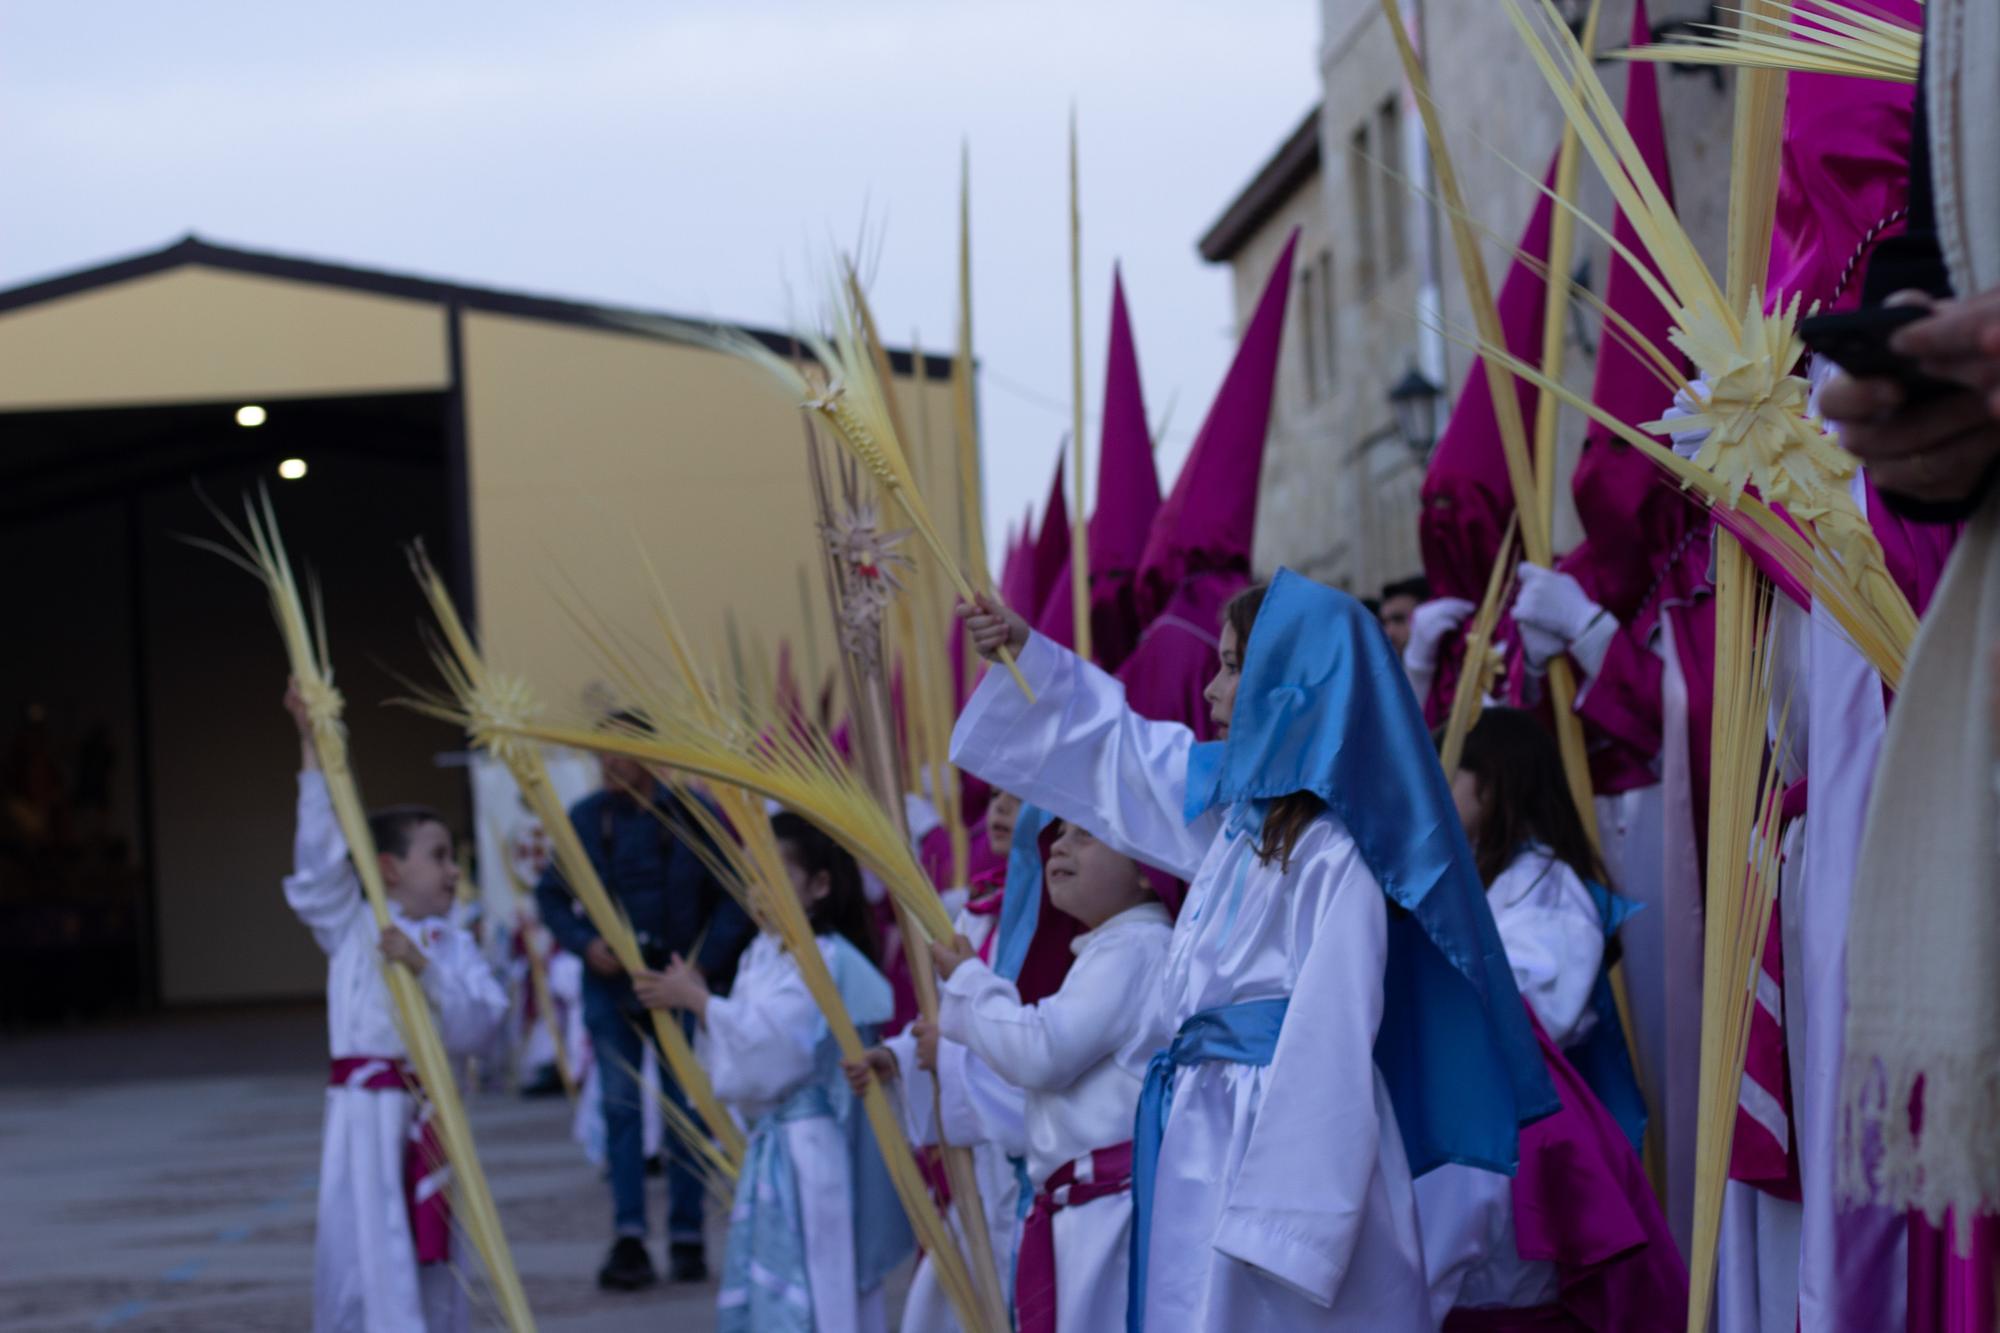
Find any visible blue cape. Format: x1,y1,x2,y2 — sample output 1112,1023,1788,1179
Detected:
1573,880,1648,1154
991,803,1056,986
1183,568,1558,1175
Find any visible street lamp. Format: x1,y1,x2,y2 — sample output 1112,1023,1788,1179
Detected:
1387,364,1444,458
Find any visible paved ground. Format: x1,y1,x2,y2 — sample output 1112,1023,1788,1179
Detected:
0,1004,908,1331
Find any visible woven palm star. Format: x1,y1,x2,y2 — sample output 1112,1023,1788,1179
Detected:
1648,291,1855,512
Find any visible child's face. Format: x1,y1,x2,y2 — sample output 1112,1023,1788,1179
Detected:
1451,769,1485,844
381,821,459,920
601,754,651,798
779,840,832,915
1045,822,1151,928
1204,624,1243,740
986,790,1023,861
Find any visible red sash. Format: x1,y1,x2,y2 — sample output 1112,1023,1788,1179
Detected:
1015,1141,1133,1333
328,1057,451,1264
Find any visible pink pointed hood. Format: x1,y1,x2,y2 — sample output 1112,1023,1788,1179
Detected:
1033,266,1164,666
1026,457,1070,620
1091,267,1161,578
1763,0,1921,314
1565,0,1705,626
1087,265,1163,670
1133,229,1298,622
1419,155,1557,602
998,511,1036,616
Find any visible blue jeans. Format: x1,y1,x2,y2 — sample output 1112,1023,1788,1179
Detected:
588,995,705,1246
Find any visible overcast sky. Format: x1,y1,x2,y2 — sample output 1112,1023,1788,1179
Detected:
0,1,1319,575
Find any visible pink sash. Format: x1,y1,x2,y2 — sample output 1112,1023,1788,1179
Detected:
328,1057,451,1264
1015,1141,1133,1333
1511,1015,1687,1331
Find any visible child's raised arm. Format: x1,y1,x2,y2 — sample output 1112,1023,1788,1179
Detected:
285,679,320,773
282,684,363,953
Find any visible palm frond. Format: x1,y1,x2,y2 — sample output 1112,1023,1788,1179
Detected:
203,497,537,1332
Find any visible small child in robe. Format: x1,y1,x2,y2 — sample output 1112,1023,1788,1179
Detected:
846,786,1035,1332
954,575,1552,1333
281,683,508,1333
635,812,910,1333
929,817,1172,1333
1421,706,1685,1331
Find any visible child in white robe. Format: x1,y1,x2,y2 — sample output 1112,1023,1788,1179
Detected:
635,811,910,1333
281,683,509,1333
1420,706,1683,1331
952,573,1553,1333
931,816,1172,1333
851,789,1030,1333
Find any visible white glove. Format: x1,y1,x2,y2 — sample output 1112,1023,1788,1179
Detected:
1403,597,1475,700
1659,376,1712,461
1513,563,1615,679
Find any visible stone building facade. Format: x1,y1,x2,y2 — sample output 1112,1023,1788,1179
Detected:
1202,0,1735,596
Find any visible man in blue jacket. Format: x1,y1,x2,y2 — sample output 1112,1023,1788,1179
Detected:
534,740,753,1291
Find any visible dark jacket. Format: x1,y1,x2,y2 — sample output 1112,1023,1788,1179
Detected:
533,783,753,1007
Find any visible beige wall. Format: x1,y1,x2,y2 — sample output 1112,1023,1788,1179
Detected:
0,259,960,1005
0,268,448,411
462,311,964,721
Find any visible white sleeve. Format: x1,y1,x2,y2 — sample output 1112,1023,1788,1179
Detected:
1413,1165,1516,1327
283,771,366,954
1211,844,1389,1305
949,631,1220,879
421,930,511,1054
704,957,823,1106
934,1039,1029,1157
939,944,1150,1093
1490,866,1605,1048
882,1030,940,1147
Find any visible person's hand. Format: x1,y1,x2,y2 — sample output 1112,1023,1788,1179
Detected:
632,953,709,1016
284,679,321,772
379,926,428,976
1660,376,1713,461
583,937,623,979
1513,564,1610,674
1821,369,2000,505
842,1046,898,1097
283,679,313,736
1404,598,1476,673
930,933,975,981
957,593,1029,664
1889,289,2000,408
912,1016,941,1073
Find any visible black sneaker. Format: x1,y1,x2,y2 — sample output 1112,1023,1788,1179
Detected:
518,1066,564,1099
668,1241,708,1284
598,1236,657,1291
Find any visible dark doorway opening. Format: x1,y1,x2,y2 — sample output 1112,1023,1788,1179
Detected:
1,391,472,1025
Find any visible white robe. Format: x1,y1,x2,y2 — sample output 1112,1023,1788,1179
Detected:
884,905,1025,1333
940,901,1173,1333
705,933,887,1333
1415,847,1598,1322
1484,847,1604,1048
1790,485,1907,1332
951,632,1432,1333
285,771,509,1333
1715,606,1811,1333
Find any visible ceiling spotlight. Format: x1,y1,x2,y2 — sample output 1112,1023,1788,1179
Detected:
277,458,308,481
236,404,268,428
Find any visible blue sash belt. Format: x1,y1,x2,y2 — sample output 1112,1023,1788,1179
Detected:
1127,997,1289,1333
